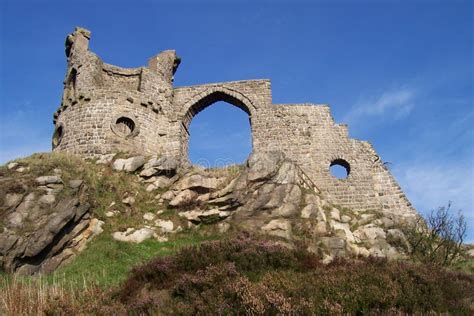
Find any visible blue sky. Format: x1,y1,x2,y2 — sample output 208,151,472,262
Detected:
1,0,472,240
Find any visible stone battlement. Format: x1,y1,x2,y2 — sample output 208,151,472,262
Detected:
53,27,415,215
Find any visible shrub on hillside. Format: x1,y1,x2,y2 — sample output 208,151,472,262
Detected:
404,203,467,267
118,232,318,302
107,233,473,315
4,233,472,314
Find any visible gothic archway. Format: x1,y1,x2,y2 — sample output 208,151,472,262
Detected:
180,88,255,164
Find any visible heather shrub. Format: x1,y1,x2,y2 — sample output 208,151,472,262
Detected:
4,233,472,315
170,265,313,315
172,232,303,273
111,233,473,315
118,232,310,302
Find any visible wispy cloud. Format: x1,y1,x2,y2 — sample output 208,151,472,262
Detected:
393,158,474,242
344,87,416,124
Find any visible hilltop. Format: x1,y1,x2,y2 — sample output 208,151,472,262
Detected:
0,152,473,314
2,151,416,275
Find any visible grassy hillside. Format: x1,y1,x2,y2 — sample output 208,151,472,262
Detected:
2,233,473,315
1,153,473,315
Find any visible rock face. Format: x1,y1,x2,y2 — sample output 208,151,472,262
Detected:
0,172,102,275
0,150,418,275
149,151,417,261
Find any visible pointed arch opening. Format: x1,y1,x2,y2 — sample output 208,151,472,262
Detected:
182,90,254,167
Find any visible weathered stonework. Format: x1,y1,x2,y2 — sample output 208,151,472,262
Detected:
53,27,415,215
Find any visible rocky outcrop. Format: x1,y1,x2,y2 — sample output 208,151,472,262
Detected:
0,165,103,275
0,150,418,275
147,151,416,262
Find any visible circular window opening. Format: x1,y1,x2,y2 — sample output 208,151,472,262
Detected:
330,159,350,179
115,117,135,137
52,125,64,148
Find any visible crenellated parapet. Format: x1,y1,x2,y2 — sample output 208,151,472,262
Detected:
52,27,416,217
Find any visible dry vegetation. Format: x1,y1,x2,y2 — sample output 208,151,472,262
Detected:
0,275,102,315
2,233,473,315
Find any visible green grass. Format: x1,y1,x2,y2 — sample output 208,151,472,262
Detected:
453,256,474,274
1,152,222,289
47,231,218,287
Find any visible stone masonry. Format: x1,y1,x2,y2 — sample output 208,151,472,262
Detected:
53,27,415,215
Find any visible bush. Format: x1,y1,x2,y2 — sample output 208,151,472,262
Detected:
404,203,467,266
117,232,318,302
107,233,473,315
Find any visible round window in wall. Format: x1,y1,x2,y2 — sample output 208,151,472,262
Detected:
111,115,139,138
52,125,64,148
330,158,350,179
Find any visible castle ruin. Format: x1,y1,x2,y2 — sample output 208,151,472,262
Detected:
53,27,414,215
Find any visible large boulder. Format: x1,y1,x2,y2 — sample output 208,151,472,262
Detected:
154,219,174,233
261,219,292,240
353,224,387,245
140,156,178,177
179,208,229,224
35,175,62,185
112,228,155,243
173,174,222,192
168,189,198,207
113,156,145,172
246,151,284,182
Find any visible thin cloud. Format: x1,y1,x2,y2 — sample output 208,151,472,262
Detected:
344,87,416,124
393,159,474,242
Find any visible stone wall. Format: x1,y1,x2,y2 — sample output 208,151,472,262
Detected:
53,27,415,216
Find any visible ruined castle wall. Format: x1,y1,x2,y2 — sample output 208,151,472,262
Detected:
53,27,416,216
251,104,374,211
254,103,413,214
